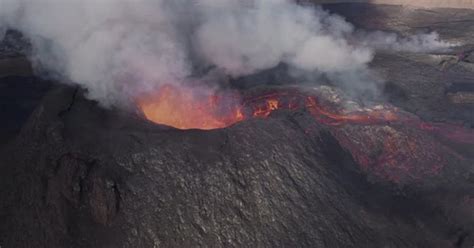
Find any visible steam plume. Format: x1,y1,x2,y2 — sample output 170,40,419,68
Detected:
0,0,454,107
356,31,454,52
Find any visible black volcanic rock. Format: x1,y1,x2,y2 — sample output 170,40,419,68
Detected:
0,76,51,147
1,86,473,248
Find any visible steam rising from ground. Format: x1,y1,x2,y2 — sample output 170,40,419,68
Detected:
0,0,454,107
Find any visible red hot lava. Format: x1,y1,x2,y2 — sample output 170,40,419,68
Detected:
138,84,473,144
138,85,244,130
138,84,474,184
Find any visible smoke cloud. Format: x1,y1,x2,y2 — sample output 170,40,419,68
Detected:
356,31,454,52
0,0,455,107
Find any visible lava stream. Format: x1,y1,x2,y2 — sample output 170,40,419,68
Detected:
138,84,474,145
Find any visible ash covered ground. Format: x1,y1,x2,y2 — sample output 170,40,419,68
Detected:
0,3,473,248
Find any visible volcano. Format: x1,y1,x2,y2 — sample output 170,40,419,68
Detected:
1,2,474,248
1,85,473,248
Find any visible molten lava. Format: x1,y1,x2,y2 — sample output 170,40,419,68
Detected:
138,85,244,130
138,86,306,129
138,84,474,145
139,85,408,129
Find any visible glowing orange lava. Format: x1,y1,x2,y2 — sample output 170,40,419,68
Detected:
138,85,244,130
138,85,305,130
139,85,404,130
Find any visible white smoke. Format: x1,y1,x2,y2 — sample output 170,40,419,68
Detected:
356,30,455,52
194,1,373,76
0,0,455,107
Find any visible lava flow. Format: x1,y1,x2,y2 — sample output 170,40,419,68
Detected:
138,86,304,129
138,84,474,145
